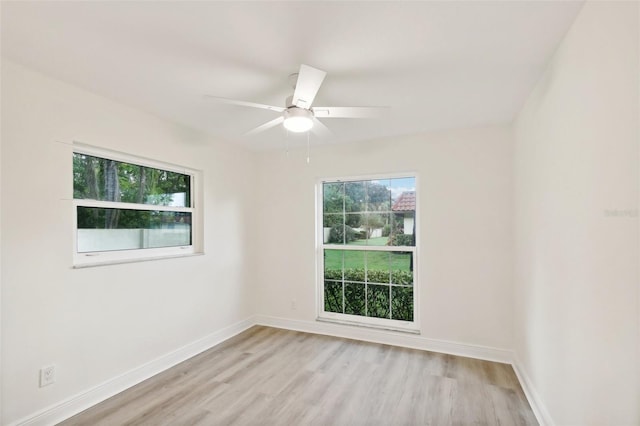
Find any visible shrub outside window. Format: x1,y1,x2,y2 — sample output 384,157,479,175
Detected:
318,175,418,331
73,146,199,266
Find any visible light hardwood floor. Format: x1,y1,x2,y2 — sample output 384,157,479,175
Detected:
60,326,537,425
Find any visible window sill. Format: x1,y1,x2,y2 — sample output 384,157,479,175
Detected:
316,316,421,335
73,252,204,269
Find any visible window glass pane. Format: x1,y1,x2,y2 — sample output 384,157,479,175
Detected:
391,287,413,321
344,181,365,213
350,219,368,246
366,179,391,211
325,214,360,245
324,280,343,313
389,213,402,242
77,207,191,252
389,177,416,205
339,214,394,247
73,153,190,207
361,213,389,246
349,236,368,246
344,213,361,244
367,284,390,319
391,252,413,285
323,213,343,228
342,250,365,277
389,177,416,246
387,226,415,246
345,283,366,316
324,249,343,280
323,214,345,244
328,222,348,244
323,182,344,213
366,251,391,284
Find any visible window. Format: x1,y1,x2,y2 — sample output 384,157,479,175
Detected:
72,145,200,267
318,175,418,331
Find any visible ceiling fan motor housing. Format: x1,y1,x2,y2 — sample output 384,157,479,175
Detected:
285,95,295,108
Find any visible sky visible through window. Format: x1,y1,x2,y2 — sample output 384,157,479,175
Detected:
371,177,416,201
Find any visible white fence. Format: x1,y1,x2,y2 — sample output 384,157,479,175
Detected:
78,225,190,252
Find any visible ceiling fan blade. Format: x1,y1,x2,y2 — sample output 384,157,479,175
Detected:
292,64,327,109
311,118,334,140
311,106,389,118
204,95,285,113
244,116,285,136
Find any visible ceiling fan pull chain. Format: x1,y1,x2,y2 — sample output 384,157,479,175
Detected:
306,132,311,164
285,129,290,158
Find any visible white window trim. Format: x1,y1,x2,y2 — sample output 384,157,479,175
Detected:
316,172,420,333
72,143,203,268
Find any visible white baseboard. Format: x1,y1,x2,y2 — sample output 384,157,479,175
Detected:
254,314,514,364
512,353,553,426
11,317,255,426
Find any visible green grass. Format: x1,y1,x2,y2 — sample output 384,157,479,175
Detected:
324,249,411,272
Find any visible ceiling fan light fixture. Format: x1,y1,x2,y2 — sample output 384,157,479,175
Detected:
283,108,314,133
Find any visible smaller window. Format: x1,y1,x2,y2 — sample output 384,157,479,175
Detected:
72,146,200,267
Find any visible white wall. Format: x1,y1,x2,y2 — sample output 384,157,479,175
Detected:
0,45,4,426
0,60,256,424
254,126,514,351
514,2,639,424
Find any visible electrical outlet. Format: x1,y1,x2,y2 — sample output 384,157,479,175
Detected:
291,299,297,311
40,364,56,387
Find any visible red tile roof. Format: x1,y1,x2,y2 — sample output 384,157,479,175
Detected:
392,191,415,211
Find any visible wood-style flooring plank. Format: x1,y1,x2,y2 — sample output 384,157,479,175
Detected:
59,326,537,426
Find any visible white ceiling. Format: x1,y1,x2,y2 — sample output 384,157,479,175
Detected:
1,1,583,150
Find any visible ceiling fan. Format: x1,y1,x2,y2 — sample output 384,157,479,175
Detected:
205,64,387,138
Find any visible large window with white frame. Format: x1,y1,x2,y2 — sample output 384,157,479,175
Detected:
72,145,200,267
318,175,418,331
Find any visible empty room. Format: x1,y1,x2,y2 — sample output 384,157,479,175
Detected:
1,1,638,425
